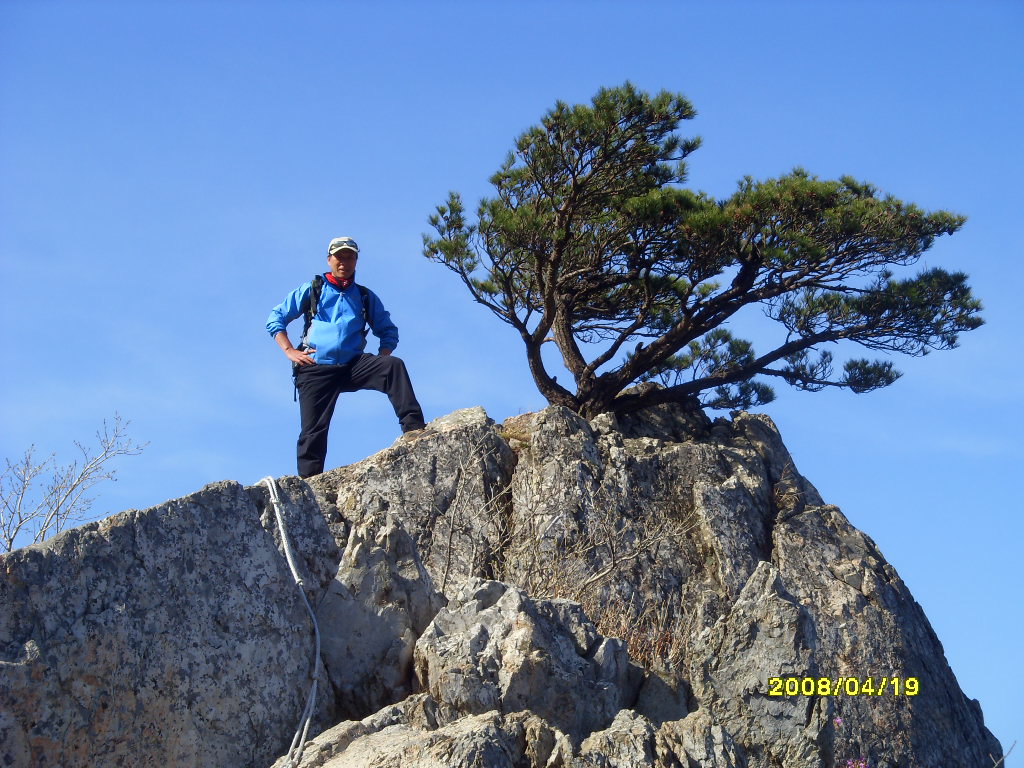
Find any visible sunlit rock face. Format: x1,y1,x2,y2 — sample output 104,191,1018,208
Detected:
1,404,1002,768
0,478,342,768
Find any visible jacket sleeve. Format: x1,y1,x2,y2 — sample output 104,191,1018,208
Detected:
266,282,311,337
366,289,400,352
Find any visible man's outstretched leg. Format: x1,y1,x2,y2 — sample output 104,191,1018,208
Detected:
347,353,426,432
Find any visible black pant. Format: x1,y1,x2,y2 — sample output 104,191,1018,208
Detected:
294,353,425,478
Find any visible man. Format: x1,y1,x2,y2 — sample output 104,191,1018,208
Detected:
267,236,426,478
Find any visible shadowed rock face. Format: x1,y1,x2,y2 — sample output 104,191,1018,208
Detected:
0,405,1003,768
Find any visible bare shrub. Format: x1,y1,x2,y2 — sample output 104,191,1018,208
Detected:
1,414,146,552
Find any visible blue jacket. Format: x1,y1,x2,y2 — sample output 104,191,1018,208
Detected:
267,277,399,365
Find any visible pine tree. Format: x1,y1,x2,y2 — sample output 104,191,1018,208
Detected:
424,83,983,417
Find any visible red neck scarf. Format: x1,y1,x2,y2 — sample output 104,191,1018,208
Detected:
325,272,354,289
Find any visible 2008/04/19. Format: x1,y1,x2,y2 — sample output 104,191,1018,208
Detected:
767,677,920,697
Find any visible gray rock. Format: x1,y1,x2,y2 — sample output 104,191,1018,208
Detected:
413,579,642,743
684,560,823,766
317,513,446,719
322,408,517,596
269,693,445,768
0,478,339,768
572,710,657,767
634,671,689,727
655,710,746,768
315,709,571,768
490,405,1000,767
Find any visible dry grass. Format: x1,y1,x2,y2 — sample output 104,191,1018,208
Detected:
429,434,699,673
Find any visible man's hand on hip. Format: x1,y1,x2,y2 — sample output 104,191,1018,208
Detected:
286,347,317,366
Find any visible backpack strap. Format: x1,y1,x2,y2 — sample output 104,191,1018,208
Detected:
292,275,324,400
298,274,324,350
357,284,371,339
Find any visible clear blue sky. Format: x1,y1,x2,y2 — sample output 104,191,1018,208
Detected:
2,1,1021,760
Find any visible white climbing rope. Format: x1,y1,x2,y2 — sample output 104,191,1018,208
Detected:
259,476,322,768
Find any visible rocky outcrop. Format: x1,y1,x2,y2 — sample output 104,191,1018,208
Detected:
0,404,1003,768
